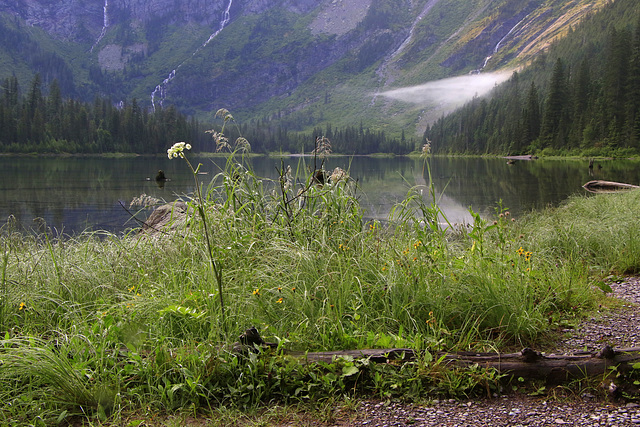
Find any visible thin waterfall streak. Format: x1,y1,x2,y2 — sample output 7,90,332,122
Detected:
90,0,109,52
476,13,531,72
388,0,440,62
151,0,233,111
104,0,109,27
203,0,233,47
494,13,529,54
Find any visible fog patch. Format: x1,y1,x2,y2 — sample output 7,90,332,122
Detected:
379,72,511,107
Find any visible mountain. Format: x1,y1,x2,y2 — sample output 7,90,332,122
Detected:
424,0,640,155
0,0,611,141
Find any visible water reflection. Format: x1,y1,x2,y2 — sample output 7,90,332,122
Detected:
0,156,638,235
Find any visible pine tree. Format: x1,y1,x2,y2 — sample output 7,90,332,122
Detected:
540,59,568,148
520,81,541,149
26,73,43,119
47,79,63,138
568,59,592,148
626,19,640,148
603,27,631,146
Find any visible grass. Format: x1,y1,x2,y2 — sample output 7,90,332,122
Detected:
1,142,639,423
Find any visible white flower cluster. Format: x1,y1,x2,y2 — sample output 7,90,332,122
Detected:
167,142,192,159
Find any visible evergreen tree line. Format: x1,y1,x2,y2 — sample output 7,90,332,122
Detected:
0,74,205,154
0,73,414,155
425,0,640,156
232,122,415,155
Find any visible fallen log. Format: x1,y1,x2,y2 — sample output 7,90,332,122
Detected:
288,346,640,383
582,180,640,193
435,346,640,383
235,329,640,384
504,155,539,161
250,344,640,383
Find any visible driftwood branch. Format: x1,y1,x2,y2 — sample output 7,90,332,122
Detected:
582,180,640,193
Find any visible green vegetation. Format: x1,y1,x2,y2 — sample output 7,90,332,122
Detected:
2,132,639,423
0,75,414,154
0,14,82,97
0,74,206,154
426,0,640,155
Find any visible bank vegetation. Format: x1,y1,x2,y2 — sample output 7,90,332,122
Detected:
1,140,640,425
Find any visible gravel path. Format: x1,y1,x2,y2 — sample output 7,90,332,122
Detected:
554,277,640,354
329,278,640,427
339,399,640,426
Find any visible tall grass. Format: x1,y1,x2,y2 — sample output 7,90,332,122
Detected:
2,142,639,422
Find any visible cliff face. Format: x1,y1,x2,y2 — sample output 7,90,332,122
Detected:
0,0,100,41
0,0,327,41
0,0,610,134
0,0,233,41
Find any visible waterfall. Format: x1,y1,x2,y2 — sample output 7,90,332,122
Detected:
474,13,531,73
203,0,233,47
388,0,441,63
151,0,234,111
371,0,442,104
493,13,530,54
151,70,176,112
90,0,109,52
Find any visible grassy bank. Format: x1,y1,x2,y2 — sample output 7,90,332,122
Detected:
1,150,638,424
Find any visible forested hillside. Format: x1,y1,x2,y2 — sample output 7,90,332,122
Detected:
0,0,610,142
0,0,631,155
0,76,205,153
0,75,413,154
425,0,640,156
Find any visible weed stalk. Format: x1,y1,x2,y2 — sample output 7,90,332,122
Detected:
168,142,227,337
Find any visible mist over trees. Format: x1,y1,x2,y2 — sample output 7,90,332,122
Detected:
425,0,640,156
2,0,637,156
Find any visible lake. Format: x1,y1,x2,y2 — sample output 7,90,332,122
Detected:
1,155,638,235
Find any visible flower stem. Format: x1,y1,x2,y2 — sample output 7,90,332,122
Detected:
183,156,228,338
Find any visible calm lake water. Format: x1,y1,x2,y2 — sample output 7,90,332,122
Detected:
1,155,638,235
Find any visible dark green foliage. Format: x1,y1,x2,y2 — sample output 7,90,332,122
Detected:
520,81,541,149
219,120,414,154
361,0,412,31
540,59,568,149
425,0,640,155
0,75,204,153
0,15,76,95
0,74,414,154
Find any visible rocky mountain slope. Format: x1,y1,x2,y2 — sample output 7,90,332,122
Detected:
0,0,610,138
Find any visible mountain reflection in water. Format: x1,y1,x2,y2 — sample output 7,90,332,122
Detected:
1,156,638,235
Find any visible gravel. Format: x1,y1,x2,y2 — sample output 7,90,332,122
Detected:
554,277,640,354
328,278,640,427
336,399,640,426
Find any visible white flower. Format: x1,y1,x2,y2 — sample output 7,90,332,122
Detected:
167,142,191,159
